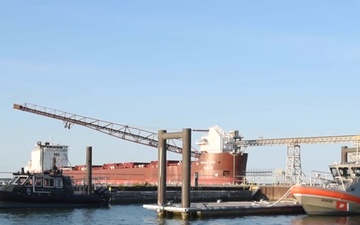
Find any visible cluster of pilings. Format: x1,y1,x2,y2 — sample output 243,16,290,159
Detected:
86,127,192,218
157,128,192,219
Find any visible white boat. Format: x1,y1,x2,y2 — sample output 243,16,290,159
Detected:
290,162,360,216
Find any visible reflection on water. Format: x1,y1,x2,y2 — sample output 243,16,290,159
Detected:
292,215,360,225
0,207,113,225
2,206,360,225
0,208,75,216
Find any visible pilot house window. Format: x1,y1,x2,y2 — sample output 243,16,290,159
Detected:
43,178,55,188
330,167,339,177
352,167,360,177
55,177,63,188
35,177,42,187
24,178,33,186
338,167,350,178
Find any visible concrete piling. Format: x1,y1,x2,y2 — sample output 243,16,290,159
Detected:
157,128,192,218
157,130,167,208
86,146,92,195
181,128,191,208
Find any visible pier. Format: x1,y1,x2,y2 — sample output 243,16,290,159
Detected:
142,128,304,219
142,184,305,219
144,200,304,219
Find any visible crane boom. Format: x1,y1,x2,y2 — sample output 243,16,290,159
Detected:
13,103,201,158
13,102,360,158
238,135,360,147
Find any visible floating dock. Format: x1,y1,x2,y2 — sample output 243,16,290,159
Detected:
143,200,305,219
142,129,306,219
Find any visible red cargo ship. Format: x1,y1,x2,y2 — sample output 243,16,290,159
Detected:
25,126,247,186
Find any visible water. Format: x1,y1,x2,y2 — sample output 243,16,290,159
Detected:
1,205,360,225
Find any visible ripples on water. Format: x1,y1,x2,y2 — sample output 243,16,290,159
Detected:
1,205,360,225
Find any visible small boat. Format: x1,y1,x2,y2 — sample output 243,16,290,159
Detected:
290,161,360,216
0,167,112,209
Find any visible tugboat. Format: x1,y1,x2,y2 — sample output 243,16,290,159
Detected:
0,166,112,209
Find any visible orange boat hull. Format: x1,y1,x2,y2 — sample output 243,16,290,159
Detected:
290,185,360,216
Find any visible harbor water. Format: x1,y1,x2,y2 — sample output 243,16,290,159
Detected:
1,205,360,225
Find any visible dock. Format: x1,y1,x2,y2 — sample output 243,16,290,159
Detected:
142,128,306,219
143,200,305,219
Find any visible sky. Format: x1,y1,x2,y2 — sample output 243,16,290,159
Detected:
1,1,360,179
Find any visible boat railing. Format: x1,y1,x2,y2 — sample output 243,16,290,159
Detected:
310,170,334,187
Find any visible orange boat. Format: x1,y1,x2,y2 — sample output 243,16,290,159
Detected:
291,162,360,216
24,126,248,186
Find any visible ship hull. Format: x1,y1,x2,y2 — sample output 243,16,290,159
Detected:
0,193,107,209
63,152,248,186
291,185,360,216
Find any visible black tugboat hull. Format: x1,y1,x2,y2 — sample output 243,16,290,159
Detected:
0,191,109,208
0,200,107,209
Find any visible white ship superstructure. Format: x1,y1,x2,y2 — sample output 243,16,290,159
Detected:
196,125,242,153
25,141,70,173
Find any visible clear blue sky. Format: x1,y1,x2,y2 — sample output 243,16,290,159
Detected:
1,1,360,177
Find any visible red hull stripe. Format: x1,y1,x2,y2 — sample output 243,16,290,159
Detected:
291,185,360,204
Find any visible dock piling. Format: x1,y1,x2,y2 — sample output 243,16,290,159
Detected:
157,128,192,218
181,128,191,208
157,130,167,208
86,146,92,195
